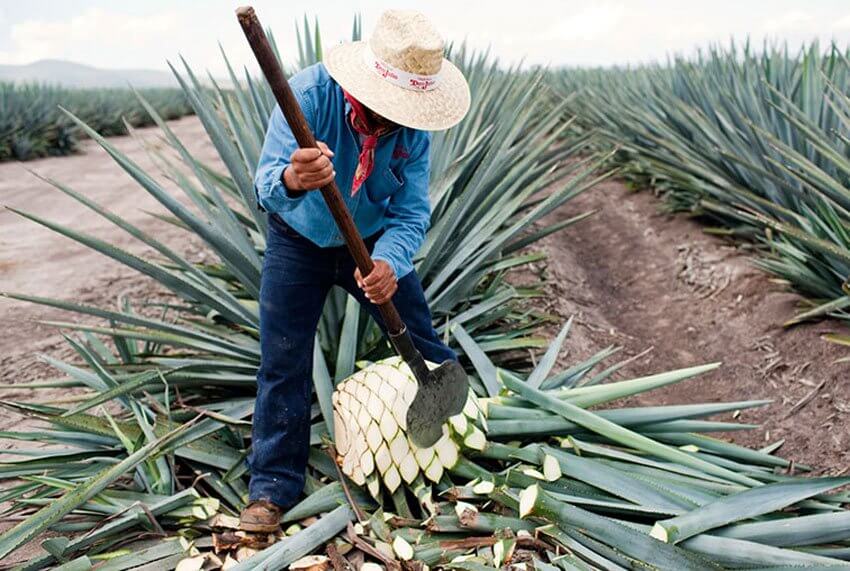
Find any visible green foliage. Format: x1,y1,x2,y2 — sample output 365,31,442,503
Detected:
554,41,850,324
0,82,193,161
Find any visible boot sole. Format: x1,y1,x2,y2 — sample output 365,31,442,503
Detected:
239,521,280,533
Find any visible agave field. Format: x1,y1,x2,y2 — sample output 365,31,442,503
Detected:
1,19,850,571
0,82,193,161
556,42,850,332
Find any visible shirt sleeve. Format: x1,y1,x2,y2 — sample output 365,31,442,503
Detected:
254,88,315,213
371,133,432,279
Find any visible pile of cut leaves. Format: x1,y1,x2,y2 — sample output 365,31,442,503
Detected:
3,326,850,570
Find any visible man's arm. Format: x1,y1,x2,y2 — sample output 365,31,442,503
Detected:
371,133,432,279
254,92,334,211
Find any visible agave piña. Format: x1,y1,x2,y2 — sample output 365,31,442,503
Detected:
332,357,485,497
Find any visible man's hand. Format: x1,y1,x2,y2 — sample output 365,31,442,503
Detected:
283,141,335,192
355,261,397,305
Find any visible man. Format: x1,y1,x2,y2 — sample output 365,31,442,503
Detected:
240,10,471,532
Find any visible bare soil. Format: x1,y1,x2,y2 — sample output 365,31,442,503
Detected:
535,179,850,474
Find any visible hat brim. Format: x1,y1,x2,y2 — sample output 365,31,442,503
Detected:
324,41,470,131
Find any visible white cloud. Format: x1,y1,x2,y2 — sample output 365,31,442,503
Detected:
0,7,181,66
547,2,626,42
835,13,850,30
1,0,849,74
763,10,815,33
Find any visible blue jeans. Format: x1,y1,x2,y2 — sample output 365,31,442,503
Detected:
248,214,456,508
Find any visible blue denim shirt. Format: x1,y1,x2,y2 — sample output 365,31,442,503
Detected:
254,63,432,279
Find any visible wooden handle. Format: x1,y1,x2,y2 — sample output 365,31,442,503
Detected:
236,6,406,334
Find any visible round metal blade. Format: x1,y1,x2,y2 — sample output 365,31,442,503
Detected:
406,361,469,448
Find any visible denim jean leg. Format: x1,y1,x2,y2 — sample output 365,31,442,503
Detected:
337,260,456,364
248,219,332,507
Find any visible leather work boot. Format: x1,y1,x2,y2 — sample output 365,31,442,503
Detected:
239,499,283,533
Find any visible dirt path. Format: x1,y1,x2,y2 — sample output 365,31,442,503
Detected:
538,179,850,474
0,116,216,387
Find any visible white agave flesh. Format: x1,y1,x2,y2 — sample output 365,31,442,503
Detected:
332,357,480,499
393,535,414,560
542,454,561,481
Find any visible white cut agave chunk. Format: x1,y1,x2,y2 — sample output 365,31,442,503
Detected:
449,413,468,435
542,454,561,481
398,450,419,483
390,390,409,429
384,464,402,492
365,421,383,452
366,473,381,499
413,444,435,470
366,388,385,420
493,540,505,567
290,556,330,571
454,501,478,518
375,442,392,475
463,425,486,451
424,458,443,482
522,468,546,480
361,564,383,571
392,535,414,561
356,403,371,428
462,395,479,418
364,371,383,393
360,448,375,476
434,433,459,468
472,480,495,494
349,462,366,486
175,556,205,571
389,433,411,465
355,383,371,406
519,485,539,518
379,410,399,441
333,410,350,455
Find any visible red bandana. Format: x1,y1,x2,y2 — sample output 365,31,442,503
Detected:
343,90,393,196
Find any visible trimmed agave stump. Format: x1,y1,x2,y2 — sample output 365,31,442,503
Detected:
332,357,485,502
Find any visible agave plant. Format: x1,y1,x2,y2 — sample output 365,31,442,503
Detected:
554,41,850,325
0,82,193,161
0,16,599,564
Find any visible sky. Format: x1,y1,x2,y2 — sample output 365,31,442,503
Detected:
2,1,850,74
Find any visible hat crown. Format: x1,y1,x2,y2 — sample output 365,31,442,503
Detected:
369,10,444,76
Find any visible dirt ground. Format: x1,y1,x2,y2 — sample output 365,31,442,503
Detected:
535,179,850,475
0,118,848,552
0,116,214,398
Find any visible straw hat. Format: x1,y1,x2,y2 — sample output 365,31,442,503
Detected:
324,10,470,131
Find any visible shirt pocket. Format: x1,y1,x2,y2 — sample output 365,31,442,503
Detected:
368,167,404,201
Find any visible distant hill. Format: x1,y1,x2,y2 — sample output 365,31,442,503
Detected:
0,59,178,88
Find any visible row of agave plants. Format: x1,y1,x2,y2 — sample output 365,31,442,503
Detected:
0,82,193,161
1,23,850,570
554,41,850,338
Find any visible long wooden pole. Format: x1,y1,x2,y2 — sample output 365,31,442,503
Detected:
235,6,408,335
